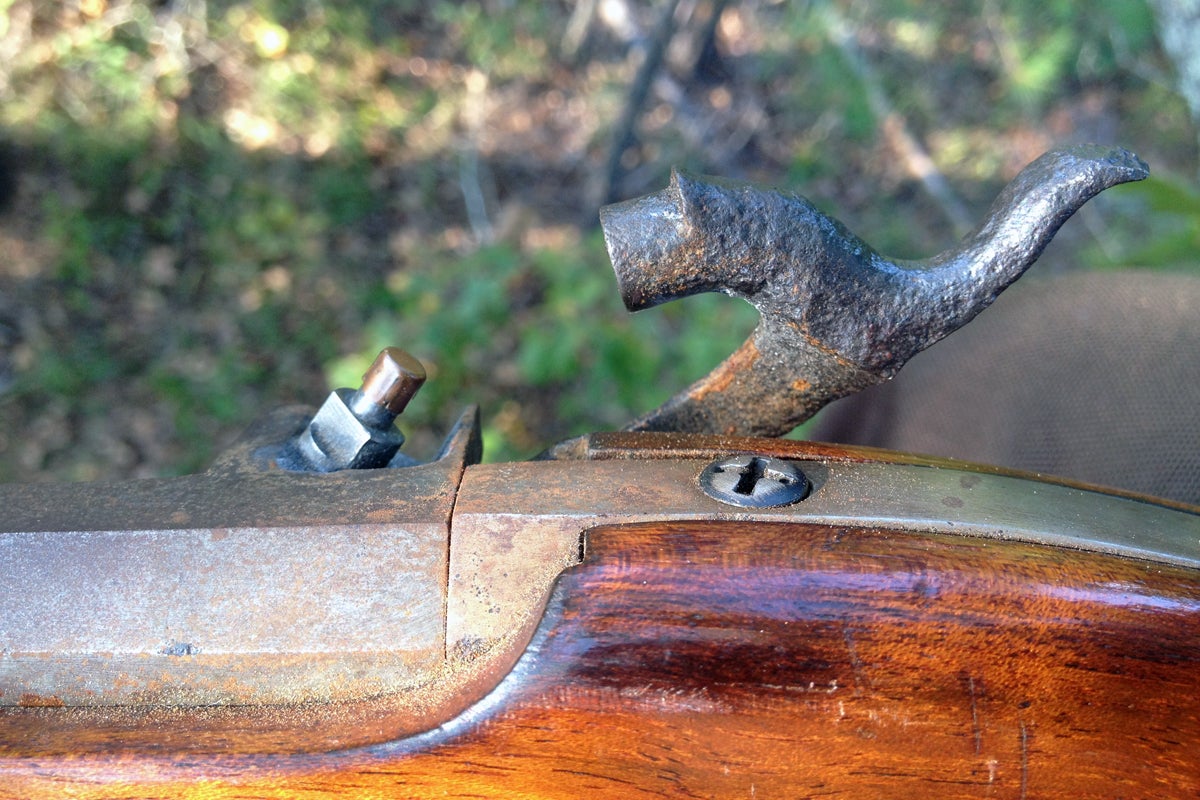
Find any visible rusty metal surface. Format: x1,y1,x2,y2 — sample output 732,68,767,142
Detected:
448,446,1200,653
2,425,1197,750
0,406,481,706
543,430,1200,513
600,145,1149,436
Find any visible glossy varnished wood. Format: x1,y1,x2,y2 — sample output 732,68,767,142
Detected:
4,520,1199,797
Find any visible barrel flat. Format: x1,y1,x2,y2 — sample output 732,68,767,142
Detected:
5,520,1198,797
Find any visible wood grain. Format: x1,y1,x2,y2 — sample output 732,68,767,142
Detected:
3,520,1199,797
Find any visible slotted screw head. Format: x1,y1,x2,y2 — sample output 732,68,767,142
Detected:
699,455,810,508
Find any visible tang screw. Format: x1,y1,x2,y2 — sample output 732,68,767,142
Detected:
698,455,810,508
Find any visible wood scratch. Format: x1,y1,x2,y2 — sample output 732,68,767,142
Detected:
1019,720,1030,800
968,676,982,754
842,624,868,696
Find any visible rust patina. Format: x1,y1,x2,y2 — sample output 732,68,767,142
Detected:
600,146,1149,436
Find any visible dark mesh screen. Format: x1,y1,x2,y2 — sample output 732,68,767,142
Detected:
810,270,1200,505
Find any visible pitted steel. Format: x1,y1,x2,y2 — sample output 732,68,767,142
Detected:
600,145,1149,437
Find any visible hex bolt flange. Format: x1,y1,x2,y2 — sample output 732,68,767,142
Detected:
699,455,810,508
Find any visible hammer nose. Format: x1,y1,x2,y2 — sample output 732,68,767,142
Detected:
600,181,690,313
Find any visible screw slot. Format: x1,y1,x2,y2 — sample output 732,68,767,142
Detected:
698,455,810,508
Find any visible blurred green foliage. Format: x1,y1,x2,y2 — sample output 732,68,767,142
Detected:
0,0,1195,480
1102,176,1200,268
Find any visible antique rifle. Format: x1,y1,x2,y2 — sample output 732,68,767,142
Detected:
3,145,1198,798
